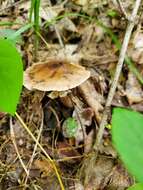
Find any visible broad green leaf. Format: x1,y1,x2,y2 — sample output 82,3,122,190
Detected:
62,117,78,138
128,183,143,190
112,108,143,182
0,29,22,43
0,39,23,115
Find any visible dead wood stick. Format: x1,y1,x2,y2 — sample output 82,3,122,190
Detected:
93,0,142,151
116,0,129,20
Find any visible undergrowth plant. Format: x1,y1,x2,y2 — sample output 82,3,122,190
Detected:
0,38,23,115
0,0,40,114
0,22,33,115
112,108,143,189
29,0,40,59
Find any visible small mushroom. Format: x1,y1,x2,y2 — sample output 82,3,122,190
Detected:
24,59,90,91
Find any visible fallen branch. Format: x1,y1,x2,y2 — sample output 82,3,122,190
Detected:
93,0,142,151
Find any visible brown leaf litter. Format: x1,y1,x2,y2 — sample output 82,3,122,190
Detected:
1,0,142,189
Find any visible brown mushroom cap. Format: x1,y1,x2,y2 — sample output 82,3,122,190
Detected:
24,59,90,91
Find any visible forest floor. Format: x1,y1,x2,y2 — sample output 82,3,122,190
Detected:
0,0,143,189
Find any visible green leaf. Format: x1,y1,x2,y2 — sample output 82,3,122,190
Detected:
107,9,118,17
112,108,143,182
0,29,20,40
128,183,143,190
7,23,33,42
62,117,79,138
0,39,23,115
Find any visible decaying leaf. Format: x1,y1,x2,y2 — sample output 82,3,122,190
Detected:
80,156,114,189
106,165,133,190
19,0,63,22
73,107,94,148
38,44,81,63
125,72,143,105
72,0,87,6
47,90,70,99
0,112,5,119
84,129,94,153
128,26,143,64
79,107,94,126
79,80,103,123
60,95,73,108
34,159,55,177
56,141,81,163
80,155,132,190
130,48,143,64
75,182,84,190
71,96,94,147
57,17,78,32
24,59,90,91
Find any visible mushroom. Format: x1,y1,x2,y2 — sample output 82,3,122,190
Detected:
24,59,90,91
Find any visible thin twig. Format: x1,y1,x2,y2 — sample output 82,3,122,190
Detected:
45,0,64,48
93,0,142,151
10,118,29,175
24,111,44,187
116,0,129,20
15,112,65,190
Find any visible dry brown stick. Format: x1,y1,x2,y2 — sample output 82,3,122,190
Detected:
15,112,65,190
24,111,44,187
10,118,29,175
93,0,142,151
116,0,129,20
46,0,64,48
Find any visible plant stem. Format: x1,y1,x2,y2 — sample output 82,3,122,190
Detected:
33,0,40,61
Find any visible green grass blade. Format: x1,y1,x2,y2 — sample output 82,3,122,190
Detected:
8,23,33,41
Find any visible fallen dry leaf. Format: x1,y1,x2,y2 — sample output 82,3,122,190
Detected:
60,95,74,108
38,44,82,63
56,141,81,163
24,59,90,91
0,112,5,119
84,129,94,153
130,48,143,64
79,80,103,123
57,17,78,32
74,182,84,190
80,156,114,190
34,159,55,177
79,107,94,126
125,72,143,105
106,164,133,190
72,0,87,6
128,25,143,64
73,106,94,147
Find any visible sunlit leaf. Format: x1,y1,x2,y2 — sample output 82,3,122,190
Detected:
128,183,143,190
0,39,23,115
112,108,143,182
